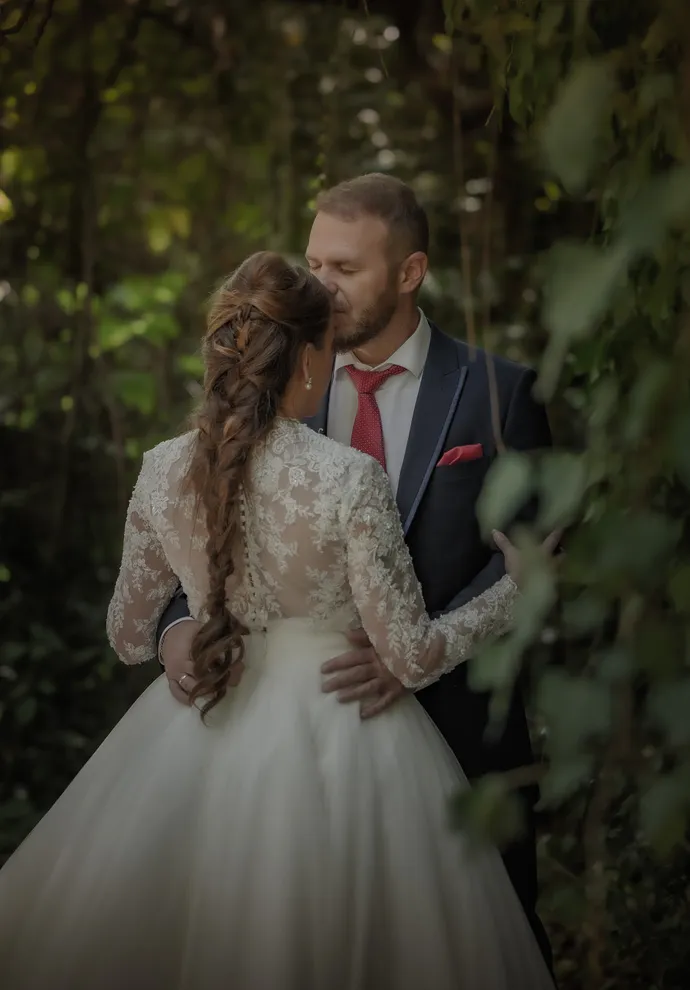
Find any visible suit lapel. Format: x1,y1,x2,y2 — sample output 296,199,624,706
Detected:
397,325,468,535
304,328,469,536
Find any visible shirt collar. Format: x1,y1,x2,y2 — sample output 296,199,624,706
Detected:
334,309,431,379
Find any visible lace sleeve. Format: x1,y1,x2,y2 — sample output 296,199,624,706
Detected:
344,457,518,690
106,454,180,665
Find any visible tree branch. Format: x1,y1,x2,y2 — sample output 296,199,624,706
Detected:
0,0,36,45
0,0,38,40
81,0,150,152
33,0,55,49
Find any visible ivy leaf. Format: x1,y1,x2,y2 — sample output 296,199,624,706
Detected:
449,774,524,849
617,166,690,257
476,451,534,535
640,768,690,855
538,451,589,529
539,755,594,808
540,58,616,195
623,361,671,446
469,636,524,693
538,241,630,397
537,670,611,757
582,510,681,583
514,551,557,640
542,240,630,345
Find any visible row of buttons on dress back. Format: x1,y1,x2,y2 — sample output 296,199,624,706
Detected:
238,488,268,635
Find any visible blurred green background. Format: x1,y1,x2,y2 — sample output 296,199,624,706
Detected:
2,1,690,987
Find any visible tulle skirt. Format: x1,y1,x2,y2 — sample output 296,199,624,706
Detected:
0,619,554,989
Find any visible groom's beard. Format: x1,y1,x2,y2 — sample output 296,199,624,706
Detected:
334,283,399,355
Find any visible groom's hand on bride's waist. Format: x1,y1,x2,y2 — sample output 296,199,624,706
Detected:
160,618,246,705
160,618,202,705
321,629,406,719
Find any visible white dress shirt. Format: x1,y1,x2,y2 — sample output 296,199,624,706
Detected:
327,310,432,493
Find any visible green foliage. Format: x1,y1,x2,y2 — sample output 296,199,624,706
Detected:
0,0,469,866
444,0,690,984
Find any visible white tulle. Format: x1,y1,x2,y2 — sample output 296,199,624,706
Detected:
0,419,554,988
0,619,553,990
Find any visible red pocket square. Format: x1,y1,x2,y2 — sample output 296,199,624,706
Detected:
437,444,483,467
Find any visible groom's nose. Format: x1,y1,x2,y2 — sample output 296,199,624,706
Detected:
320,273,340,297
315,266,333,287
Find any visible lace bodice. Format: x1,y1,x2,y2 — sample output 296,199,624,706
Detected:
106,418,517,689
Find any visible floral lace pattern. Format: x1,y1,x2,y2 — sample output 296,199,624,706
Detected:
106,418,517,686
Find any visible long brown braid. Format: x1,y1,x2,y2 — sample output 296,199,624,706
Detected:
185,251,331,718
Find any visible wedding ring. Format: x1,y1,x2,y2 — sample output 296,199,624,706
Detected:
178,673,192,692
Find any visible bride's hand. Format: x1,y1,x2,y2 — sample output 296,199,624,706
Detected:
491,529,561,587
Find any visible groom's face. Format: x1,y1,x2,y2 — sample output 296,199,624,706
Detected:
306,212,400,353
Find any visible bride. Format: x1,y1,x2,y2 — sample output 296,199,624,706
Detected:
0,251,555,990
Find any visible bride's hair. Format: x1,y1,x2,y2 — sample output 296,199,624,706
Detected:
186,251,332,717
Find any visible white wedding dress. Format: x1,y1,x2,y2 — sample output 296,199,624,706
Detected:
0,418,554,990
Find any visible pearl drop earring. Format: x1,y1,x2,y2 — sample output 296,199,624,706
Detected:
305,377,313,391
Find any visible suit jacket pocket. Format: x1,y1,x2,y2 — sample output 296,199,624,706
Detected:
433,457,488,482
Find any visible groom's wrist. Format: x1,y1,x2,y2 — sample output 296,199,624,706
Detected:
158,616,197,667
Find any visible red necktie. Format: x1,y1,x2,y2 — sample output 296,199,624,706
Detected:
345,365,406,471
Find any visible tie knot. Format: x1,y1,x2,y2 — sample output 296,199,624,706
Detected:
345,364,405,395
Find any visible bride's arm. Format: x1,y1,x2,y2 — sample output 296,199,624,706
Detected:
106,453,181,665
344,457,518,692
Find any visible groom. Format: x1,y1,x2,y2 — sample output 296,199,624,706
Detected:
157,173,553,966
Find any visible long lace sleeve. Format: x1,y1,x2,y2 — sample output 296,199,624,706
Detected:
344,457,518,690
106,453,181,665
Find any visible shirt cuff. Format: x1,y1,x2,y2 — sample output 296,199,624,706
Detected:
158,616,197,666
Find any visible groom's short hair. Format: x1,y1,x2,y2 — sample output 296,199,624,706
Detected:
315,173,429,259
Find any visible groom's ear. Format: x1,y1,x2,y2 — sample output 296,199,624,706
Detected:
398,252,428,296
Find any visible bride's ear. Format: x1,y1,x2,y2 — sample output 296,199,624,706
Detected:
300,342,314,386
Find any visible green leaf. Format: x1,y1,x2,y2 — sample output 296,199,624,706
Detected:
561,593,610,635
539,755,594,807
647,680,690,747
538,240,630,398
577,510,681,584
514,552,557,639
540,58,616,195
0,188,14,223
596,645,634,683
617,166,690,257
623,361,671,445
542,241,630,344
112,371,157,415
537,670,611,757
469,636,523,693
449,774,525,849
98,315,148,351
476,451,534,534
177,353,204,377
537,451,588,528
640,768,690,855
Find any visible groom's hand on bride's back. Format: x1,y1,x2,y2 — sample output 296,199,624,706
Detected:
321,629,406,719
